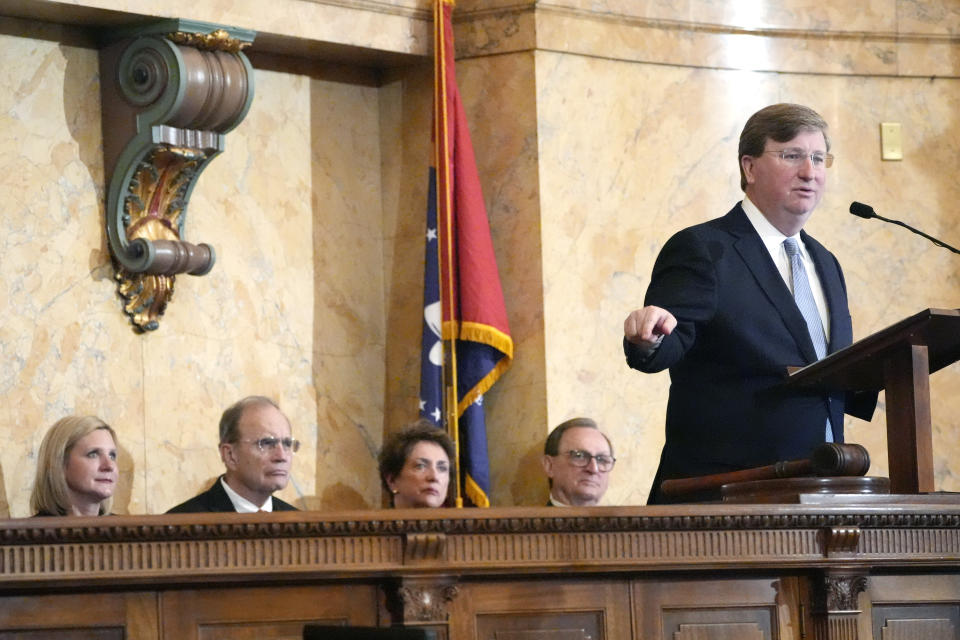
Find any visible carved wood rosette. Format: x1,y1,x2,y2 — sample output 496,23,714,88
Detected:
99,20,255,331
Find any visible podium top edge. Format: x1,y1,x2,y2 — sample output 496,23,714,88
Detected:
785,308,960,390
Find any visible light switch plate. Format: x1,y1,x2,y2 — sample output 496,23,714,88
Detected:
881,122,903,160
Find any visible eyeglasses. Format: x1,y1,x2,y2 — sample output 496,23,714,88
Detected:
238,436,301,454
764,149,834,168
560,449,616,472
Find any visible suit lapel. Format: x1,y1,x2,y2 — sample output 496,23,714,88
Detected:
208,477,237,512
724,205,819,363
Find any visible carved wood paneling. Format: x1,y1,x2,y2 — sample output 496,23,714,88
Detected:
0,535,403,586
449,579,631,640
820,574,868,612
197,621,308,640
880,618,955,639
872,604,960,640
812,615,859,640
0,592,158,639
809,572,868,640
477,612,601,640
860,527,960,558
0,509,958,638
405,533,447,563
161,584,377,639
636,578,780,640
445,529,823,568
674,622,764,640
390,577,460,623
491,632,589,640
0,507,959,590
0,632,123,640
661,609,774,640
824,526,861,555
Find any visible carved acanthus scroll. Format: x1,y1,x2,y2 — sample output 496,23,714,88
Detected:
811,571,869,640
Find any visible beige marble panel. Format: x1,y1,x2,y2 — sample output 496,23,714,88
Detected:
33,0,432,56
455,52,550,507
454,5,537,58
141,332,320,513
0,27,146,517
898,0,960,35
308,68,389,509
315,66,397,507
463,0,897,32
454,2,960,78
535,11,900,76
379,64,435,468
898,39,960,77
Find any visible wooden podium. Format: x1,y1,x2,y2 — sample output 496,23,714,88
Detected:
786,308,960,494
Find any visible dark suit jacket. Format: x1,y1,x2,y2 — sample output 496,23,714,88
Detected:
625,204,875,503
166,477,298,513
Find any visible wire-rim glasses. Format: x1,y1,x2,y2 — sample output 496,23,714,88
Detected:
763,148,834,168
238,436,301,454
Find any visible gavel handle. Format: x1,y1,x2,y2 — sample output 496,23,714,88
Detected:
660,459,812,498
659,443,870,498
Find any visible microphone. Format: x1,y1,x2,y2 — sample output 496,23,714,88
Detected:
849,201,875,219
849,201,960,255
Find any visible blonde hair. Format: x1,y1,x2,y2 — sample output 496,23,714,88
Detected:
30,416,117,516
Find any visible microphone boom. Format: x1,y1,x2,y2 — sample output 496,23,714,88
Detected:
849,201,960,255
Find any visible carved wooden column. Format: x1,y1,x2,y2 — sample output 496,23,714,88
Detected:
99,20,255,331
811,527,868,639
383,532,459,639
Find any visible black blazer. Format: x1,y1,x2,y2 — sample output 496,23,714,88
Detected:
166,477,298,513
625,204,875,503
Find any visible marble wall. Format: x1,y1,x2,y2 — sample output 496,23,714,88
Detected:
3,0,960,515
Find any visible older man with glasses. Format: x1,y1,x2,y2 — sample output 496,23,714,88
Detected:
541,417,615,507
167,396,300,513
623,103,876,505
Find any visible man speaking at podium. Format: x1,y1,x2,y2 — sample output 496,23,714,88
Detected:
623,104,875,504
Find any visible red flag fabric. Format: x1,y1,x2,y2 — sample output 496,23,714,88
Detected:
428,0,513,506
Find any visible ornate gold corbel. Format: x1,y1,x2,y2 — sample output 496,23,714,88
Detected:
99,20,255,331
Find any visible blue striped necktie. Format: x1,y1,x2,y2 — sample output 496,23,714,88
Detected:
784,237,833,441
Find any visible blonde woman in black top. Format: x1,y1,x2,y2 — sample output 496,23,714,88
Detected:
30,416,118,517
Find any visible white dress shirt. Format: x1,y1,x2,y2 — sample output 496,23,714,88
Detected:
741,196,831,342
220,477,274,512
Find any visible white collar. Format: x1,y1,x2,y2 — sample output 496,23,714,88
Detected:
220,476,273,512
549,494,570,507
742,196,808,258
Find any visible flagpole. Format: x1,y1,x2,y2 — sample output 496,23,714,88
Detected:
435,0,463,507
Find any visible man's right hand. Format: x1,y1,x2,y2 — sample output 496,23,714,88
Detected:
623,306,677,348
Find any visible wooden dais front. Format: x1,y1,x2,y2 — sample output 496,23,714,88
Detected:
0,503,959,639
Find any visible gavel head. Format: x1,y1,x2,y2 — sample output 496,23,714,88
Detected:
811,442,870,477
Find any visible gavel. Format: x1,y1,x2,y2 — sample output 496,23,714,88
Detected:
659,442,870,498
